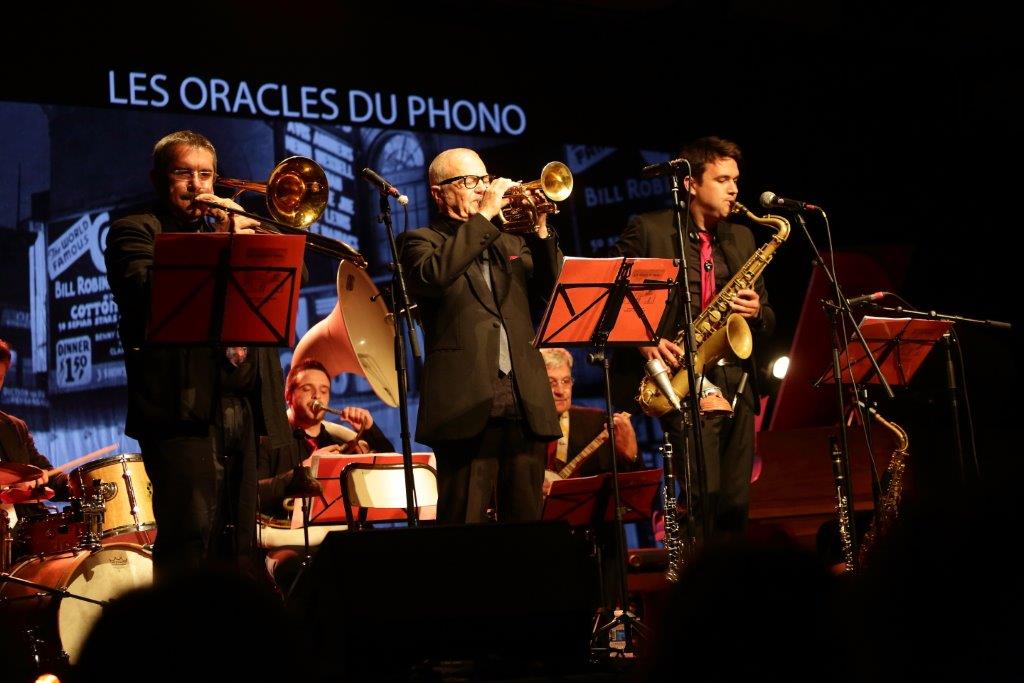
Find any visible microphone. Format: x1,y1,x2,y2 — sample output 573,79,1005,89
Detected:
640,157,690,179
846,291,888,306
645,358,682,413
361,167,409,205
759,191,820,212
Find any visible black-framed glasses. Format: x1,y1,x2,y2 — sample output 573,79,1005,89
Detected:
169,168,216,183
437,174,493,190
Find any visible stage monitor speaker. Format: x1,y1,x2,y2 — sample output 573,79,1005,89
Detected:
289,521,596,680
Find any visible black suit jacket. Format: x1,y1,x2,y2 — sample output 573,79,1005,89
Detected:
105,208,294,448
0,410,70,517
609,208,775,410
565,406,639,478
399,213,563,445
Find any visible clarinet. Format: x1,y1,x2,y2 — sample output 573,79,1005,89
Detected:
661,434,685,582
830,437,857,573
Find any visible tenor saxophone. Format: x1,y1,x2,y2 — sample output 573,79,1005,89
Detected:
637,202,790,417
857,405,910,567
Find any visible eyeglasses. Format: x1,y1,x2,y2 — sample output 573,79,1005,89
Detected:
169,168,216,183
548,377,574,388
437,174,493,190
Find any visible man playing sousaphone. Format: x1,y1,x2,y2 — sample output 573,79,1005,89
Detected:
257,358,393,589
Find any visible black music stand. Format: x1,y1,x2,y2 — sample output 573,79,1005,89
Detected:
816,316,954,389
536,255,675,660
148,233,304,569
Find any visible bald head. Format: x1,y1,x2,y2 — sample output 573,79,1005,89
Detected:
428,148,482,185
428,148,489,220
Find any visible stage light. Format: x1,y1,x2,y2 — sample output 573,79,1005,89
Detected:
770,355,789,379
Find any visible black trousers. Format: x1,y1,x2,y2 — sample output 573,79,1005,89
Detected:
433,418,546,524
141,397,257,580
663,364,755,539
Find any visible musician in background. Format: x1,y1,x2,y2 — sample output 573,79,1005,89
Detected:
1,339,70,520
540,347,638,486
610,136,774,539
257,358,393,590
399,147,562,524
105,130,296,580
257,358,393,517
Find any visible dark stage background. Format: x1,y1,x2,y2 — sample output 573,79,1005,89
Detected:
1,2,1010,512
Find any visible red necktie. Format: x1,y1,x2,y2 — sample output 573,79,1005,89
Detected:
698,231,715,311
304,435,319,455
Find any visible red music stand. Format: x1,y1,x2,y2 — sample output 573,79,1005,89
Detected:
147,233,305,346
817,316,954,387
597,469,662,524
534,256,677,347
542,475,605,527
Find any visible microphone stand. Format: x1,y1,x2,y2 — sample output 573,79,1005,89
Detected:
797,211,894,571
374,191,422,524
666,169,711,541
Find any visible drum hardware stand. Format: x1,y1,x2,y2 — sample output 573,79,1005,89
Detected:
0,573,110,608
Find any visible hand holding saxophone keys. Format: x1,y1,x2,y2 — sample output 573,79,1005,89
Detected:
729,288,761,319
641,337,684,370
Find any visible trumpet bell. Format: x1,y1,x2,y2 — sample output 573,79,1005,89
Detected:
292,260,399,407
266,156,329,229
538,161,573,202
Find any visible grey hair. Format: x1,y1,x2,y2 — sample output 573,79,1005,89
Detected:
540,347,573,370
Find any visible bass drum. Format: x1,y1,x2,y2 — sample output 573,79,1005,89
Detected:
0,543,153,664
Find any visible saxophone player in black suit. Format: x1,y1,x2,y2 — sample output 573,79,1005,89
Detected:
399,148,562,524
611,136,775,539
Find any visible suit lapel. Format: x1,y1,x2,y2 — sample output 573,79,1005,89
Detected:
465,258,501,318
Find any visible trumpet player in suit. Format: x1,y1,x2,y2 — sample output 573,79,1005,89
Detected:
399,148,562,524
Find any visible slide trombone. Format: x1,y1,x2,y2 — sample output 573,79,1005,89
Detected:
185,156,366,267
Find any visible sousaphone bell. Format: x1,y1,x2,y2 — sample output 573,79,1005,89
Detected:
292,260,399,407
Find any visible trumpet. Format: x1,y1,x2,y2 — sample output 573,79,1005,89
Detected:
185,156,365,266
498,161,573,234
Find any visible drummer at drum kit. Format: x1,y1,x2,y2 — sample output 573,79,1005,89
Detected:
1,339,72,536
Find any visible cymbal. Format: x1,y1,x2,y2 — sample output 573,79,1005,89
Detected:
0,461,43,486
0,485,55,505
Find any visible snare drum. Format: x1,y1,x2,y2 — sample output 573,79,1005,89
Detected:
12,508,87,558
0,543,153,664
69,453,155,543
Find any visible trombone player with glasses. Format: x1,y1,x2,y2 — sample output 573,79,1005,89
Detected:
399,148,564,524
105,130,298,580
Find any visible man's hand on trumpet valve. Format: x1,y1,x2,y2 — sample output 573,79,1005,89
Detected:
192,192,258,233
477,177,514,222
